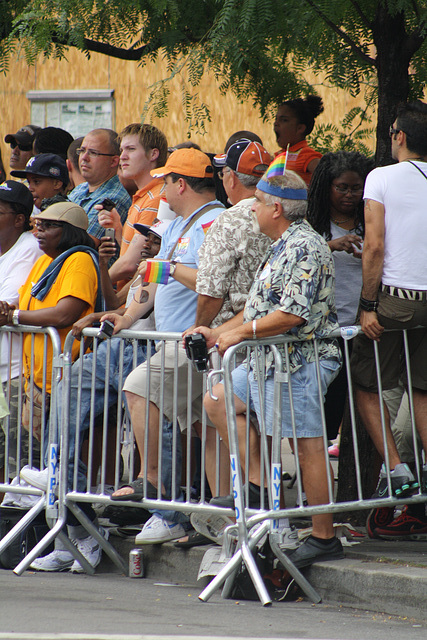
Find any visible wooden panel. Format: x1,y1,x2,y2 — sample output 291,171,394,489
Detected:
0,48,372,177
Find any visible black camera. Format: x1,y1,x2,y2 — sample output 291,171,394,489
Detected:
97,319,115,339
184,333,209,372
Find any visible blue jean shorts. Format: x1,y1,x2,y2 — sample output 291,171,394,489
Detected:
231,359,340,439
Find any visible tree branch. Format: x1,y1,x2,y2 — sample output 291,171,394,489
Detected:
80,37,161,61
303,0,376,67
411,0,420,20
349,0,372,29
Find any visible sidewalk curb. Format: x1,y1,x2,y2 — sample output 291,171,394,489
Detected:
101,535,427,618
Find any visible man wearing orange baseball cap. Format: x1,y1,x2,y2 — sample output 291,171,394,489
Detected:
106,147,225,543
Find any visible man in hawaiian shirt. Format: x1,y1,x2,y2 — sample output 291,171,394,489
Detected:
194,169,344,568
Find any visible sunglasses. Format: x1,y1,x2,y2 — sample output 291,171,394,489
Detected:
10,141,33,152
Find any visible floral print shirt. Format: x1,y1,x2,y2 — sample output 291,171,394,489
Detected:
243,218,341,373
197,198,271,327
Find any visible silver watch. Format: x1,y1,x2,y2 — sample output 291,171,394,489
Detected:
12,310,20,326
169,261,177,277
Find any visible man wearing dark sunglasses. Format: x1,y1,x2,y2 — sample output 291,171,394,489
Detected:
4,125,40,172
351,100,427,536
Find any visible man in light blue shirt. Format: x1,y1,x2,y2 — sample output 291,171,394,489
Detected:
106,149,224,543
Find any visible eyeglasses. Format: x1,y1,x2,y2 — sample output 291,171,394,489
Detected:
10,141,32,151
218,168,231,180
332,184,364,195
34,220,63,230
389,126,402,138
76,147,117,158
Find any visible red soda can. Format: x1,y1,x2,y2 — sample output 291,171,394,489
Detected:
129,548,144,578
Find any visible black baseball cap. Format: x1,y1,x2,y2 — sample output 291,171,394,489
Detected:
11,153,69,186
0,181,34,216
5,125,41,150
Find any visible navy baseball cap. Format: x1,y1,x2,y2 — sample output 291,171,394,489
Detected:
0,180,34,216
11,153,69,186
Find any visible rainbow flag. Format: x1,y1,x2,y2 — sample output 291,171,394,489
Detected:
144,260,171,284
201,219,215,235
265,145,289,178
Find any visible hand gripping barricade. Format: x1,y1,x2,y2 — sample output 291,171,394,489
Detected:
0,324,62,572
198,327,427,606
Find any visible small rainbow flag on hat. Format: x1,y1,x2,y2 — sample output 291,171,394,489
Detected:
265,144,290,179
143,260,171,284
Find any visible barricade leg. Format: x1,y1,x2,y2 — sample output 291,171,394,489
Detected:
0,496,45,557
66,500,126,574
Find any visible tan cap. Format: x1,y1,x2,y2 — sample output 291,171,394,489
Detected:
36,201,89,230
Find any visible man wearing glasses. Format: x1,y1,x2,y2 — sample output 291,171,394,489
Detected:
351,101,427,535
68,128,131,244
4,125,41,173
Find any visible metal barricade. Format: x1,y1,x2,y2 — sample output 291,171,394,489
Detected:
17,327,232,574
0,324,62,570
199,327,427,605
8,323,426,589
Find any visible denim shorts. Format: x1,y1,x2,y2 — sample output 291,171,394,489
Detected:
231,359,340,439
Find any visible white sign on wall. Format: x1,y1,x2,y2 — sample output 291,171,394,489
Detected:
27,90,115,137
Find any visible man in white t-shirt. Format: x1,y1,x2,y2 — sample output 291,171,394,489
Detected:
351,101,427,532
0,181,43,479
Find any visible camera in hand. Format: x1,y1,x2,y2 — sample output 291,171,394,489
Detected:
97,319,115,340
184,333,209,372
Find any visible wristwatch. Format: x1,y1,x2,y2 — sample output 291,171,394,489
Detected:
169,261,177,277
11,310,20,325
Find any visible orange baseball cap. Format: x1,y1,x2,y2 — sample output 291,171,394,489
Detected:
151,148,214,179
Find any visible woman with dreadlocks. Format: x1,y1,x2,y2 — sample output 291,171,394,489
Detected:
307,150,374,447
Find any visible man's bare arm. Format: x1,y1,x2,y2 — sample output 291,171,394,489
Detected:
108,235,147,284
362,198,385,299
360,198,385,341
195,294,224,327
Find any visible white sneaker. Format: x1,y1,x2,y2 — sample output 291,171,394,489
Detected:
30,549,74,572
190,512,235,545
135,515,185,544
20,467,49,491
70,528,109,573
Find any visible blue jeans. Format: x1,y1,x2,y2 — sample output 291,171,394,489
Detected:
53,337,187,524
54,338,148,492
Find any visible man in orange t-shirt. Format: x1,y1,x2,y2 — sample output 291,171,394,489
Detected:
97,123,168,289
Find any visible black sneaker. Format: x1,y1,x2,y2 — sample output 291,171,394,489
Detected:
372,463,419,499
285,535,344,569
209,482,269,510
366,506,395,539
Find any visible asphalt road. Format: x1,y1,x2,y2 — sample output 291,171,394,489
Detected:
0,570,425,640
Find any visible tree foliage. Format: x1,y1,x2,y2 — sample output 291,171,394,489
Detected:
3,1,427,161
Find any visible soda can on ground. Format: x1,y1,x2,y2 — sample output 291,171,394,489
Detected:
129,548,144,578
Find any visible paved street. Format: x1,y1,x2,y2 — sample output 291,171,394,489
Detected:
0,570,425,639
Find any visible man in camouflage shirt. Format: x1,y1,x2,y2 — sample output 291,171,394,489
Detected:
195,139,271,327
195,170,344,568
192,140,271,495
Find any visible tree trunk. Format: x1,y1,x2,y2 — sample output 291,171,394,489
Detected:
373,8,415,165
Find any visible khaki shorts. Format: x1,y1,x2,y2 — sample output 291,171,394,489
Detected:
123,341,207,431
351,290,427,392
